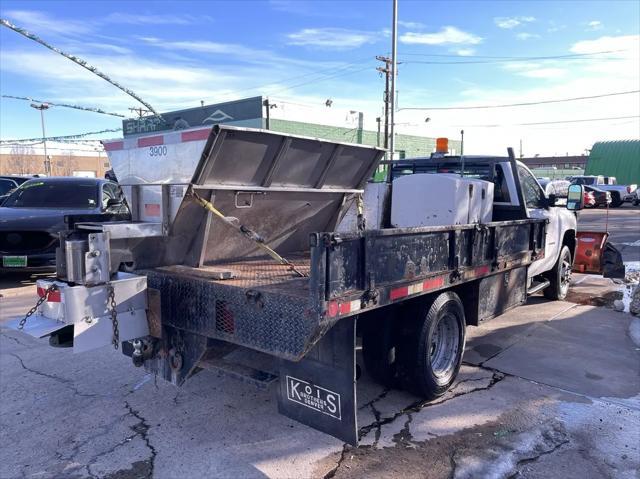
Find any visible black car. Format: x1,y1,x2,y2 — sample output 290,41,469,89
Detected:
583,185,612,208
0,175,36,204
0,177,130,271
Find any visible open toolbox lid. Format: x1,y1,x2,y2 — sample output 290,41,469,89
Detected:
191,125,384,192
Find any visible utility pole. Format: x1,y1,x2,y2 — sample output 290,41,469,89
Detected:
519,139,523,158
389,0,398,162
30,102,50,175
460,130,465,156
375,55,392,152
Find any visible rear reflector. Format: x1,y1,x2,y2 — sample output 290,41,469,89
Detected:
390,275,446,301
327,299,361,318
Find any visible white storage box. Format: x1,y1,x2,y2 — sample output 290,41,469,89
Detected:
391,174,494,227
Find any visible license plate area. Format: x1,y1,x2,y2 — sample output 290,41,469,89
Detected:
2,256,27,267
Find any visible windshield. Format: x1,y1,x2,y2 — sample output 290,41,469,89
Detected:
572,177,596,185
3,180,99,208
0,179,16,196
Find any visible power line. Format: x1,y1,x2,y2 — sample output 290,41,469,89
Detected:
2,95,125,117
0,128,122,143
400,50,627,60
0,18,163,120
399,90,640,111
265,64,374,96
220,57,374,100
456,115,640,128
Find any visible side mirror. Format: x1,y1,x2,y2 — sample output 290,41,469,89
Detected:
105,198,122,209
566,184,584,211
547,193,557,207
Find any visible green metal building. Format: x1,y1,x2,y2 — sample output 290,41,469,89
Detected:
268,118,460,159
585,140,640,184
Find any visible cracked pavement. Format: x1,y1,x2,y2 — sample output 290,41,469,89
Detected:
2,264,640,478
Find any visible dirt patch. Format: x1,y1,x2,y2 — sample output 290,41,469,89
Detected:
565,289,621,308
322,409,570,479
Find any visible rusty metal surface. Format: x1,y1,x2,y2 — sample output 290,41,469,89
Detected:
574,231,609,274
157,255,311,291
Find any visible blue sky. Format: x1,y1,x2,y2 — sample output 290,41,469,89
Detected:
1,0,638,155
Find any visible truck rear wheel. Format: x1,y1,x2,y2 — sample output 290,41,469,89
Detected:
397,292,466,399
362,308,399,387
544,245,572,300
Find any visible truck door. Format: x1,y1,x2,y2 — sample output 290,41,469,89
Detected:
517,164,560,278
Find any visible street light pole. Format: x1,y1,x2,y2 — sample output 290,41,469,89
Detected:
30,102,50,175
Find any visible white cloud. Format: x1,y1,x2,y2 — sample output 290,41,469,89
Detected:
455,48,476,56
103,13,213,25
398,20,425,29
494,16,536,29
395,34,639,156
286,28,380,49
586,20,603,31
502,61,565,78
519,68,567,79
516,32,541,40
400,26,482,45
3,9,93,35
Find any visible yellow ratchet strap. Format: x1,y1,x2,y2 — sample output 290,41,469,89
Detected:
191,191,307,278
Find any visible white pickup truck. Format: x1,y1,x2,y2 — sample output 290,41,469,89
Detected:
570,175,638,207
388,152,579,300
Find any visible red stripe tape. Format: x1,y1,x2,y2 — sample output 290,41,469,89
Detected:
423,276,445,290
390,286,409,301
181,128,211,142
103,141,124,151
137,135,164,147
339,302,351,315
474,265,490,276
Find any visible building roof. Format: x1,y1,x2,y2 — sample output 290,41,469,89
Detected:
585,140,640,184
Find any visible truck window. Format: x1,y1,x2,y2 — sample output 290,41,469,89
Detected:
493,164,511,203
517,165,545,209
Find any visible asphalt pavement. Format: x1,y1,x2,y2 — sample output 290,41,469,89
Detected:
0,205,638,479
578,203,640,264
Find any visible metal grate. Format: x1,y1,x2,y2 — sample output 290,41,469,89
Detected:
215,299,235,334
205,254,311,289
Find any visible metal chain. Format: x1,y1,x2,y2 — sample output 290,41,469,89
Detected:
106,284,120,350
18,285,57,330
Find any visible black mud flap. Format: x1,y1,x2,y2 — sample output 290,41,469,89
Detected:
602,243,625,279
277,317,357,445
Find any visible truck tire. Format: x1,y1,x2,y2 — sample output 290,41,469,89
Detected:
397,292,466,399
610,192,623,208
362,309,398,387
544,245,572,300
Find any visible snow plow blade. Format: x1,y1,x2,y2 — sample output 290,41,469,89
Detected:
573,231,625,278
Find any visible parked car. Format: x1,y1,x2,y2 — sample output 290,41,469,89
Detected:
537,178,570,198
0,177,129,271
570,175,637,207
583,185,612,208
0,175,36,204
584,190,596,208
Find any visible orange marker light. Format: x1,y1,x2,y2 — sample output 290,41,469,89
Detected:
436,137,449,153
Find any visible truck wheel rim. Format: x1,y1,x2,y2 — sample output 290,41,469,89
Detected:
430,311,460,380
560,255,571,295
